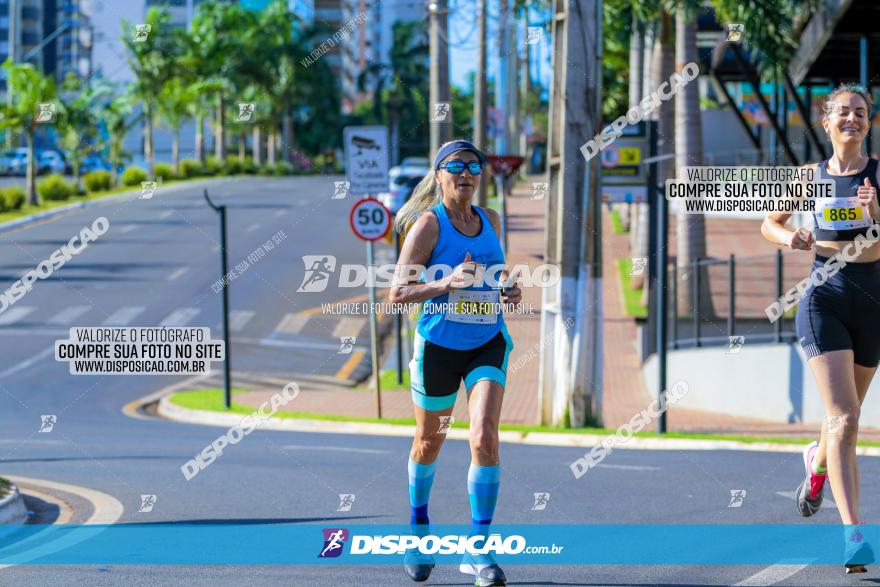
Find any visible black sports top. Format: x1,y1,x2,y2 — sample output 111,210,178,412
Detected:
812,157,880,241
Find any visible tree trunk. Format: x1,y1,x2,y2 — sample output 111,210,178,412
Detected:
267,129,276,165
633,12,673,294
26,131,38,206
675,9,711,317
252,125,262,166
239,130,246,160
282,111,294,164
145,102,155,176
195,114,205,165
172,127,180,175
215,90,226,160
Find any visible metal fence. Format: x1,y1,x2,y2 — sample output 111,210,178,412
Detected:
654,249,810,351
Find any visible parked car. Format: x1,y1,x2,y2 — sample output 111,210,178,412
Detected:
379,161,431,213
0,148,29,176
80,154,113,174
38,150,66,175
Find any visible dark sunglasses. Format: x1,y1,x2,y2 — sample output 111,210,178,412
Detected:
437,160,483,175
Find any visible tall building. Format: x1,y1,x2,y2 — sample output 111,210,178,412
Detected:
337,0,425,114
46,0,94,84
1,0,45,96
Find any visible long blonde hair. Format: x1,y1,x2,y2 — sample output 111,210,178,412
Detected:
393,168,440,234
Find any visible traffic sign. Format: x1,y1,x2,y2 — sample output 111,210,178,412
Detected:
486,155,525,179
343,126,389,196
349,198,392,241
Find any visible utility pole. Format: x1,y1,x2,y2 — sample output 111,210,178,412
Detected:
538,0,603,427
6,0,18,148
495,0,508,155
429,0,451,155
473,0,488,206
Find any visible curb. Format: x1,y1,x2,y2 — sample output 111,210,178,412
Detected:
0,176,244,235
0,482,27,525
155,394,880,456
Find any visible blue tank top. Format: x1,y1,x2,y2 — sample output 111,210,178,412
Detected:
417,203,506,350
811,157,880,241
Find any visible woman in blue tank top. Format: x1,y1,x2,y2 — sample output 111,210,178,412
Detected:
389,140,520,586
762,84,880,573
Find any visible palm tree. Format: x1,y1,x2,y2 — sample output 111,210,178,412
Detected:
188,2,251,161
122,8,178,175
157,77,203,175
0,61,58,205
100,93,137,186
59,73,102,190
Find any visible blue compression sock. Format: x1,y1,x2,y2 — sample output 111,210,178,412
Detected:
467,464,501,539
408,458,436,529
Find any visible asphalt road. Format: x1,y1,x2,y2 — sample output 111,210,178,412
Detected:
0,176,877,586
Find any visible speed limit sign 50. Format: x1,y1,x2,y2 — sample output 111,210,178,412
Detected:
349,198,392,241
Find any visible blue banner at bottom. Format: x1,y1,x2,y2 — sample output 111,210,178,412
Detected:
0,524,874,565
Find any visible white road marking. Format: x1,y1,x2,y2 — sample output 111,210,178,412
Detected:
246,223,261,233
118,224,137,234
0,307,36,326
167,267,189,281
274,209,286,218
333,317,365,338
0,475,124,570
0,346,54,379
734,562,812,586
228,310,256,332
241,337,362,352
275,313,310,335
103,306,146,326
159,307,201,327
158,210,174,219
280,445,389,455
47,305,91,325
775,490,837,509
595,463,661,471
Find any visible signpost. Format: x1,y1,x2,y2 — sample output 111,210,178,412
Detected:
486,155,525,254
344,125,391,419
203,189,232,410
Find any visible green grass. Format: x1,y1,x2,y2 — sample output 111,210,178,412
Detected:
167,388,880,448
616,258,648,318
0,476,9,498
610,209,627,234
0,173,265,225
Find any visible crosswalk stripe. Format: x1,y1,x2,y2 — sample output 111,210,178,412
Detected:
0,306,36,326
158,210,173,219
118,225,137,234
333,317,366,338
167,267,188,281
159,307,201,327
275,313,310,335
103,306,145,326
229,310,255,332
48,305,91,325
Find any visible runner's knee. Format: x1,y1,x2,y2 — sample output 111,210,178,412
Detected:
469,424,499,462
824,410,860,442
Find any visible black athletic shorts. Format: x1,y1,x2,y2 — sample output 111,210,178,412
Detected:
796,254,880,367
410,326,514,411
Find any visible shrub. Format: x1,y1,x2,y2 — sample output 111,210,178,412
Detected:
179,159,203,178
204,156,222,176
154,163,173,182
121,166,148,186
259,163,276,176
38,174,75,201
241,157,257,174
3,185,26,210
275,160,294,176
83,171,112,193
224,156,242,175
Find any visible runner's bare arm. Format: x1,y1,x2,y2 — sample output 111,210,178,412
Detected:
389,213,453,304
761,163,816,250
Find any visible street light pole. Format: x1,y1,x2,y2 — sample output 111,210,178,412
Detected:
204,189,232,410
428,0,451,154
